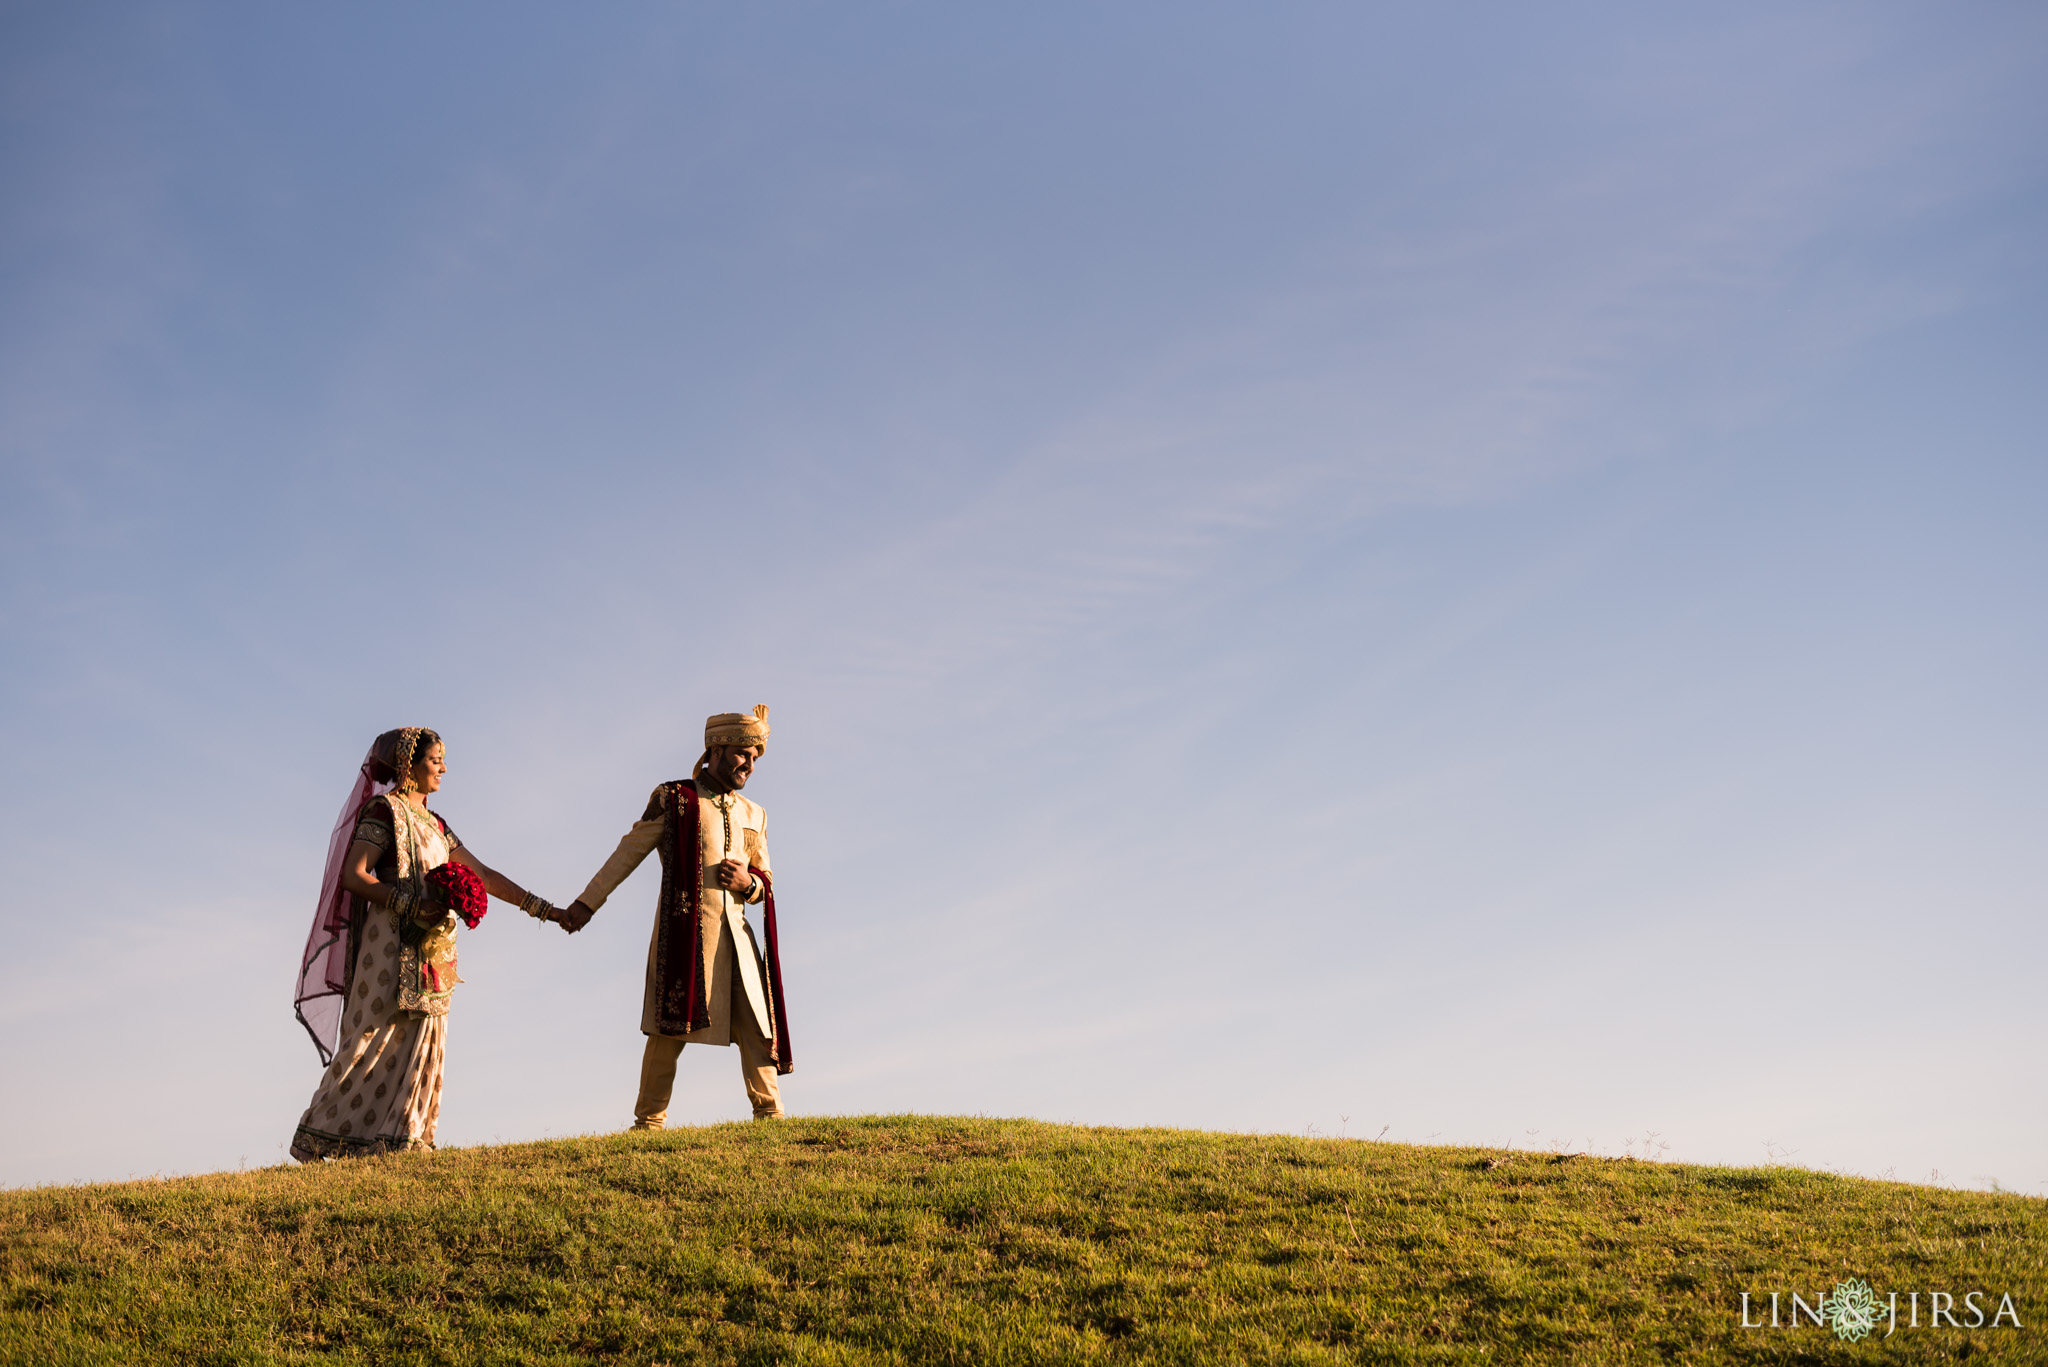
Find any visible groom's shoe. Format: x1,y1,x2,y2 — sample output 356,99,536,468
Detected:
630,1115,665,1132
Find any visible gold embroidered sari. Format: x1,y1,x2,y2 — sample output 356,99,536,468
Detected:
289,795,463,1161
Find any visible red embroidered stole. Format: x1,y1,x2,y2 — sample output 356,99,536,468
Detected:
753,867,794,1075
651,782,795,1073
651,780,710,1036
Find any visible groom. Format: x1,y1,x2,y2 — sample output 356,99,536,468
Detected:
558,705,793,1126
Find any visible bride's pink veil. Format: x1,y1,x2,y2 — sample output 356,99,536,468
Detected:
293,746,392,1064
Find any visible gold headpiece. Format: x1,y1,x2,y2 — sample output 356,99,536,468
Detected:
371,726,437,793
393,727,422,793
704,704,770,754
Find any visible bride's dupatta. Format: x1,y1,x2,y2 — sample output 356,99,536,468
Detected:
293,748,390,1065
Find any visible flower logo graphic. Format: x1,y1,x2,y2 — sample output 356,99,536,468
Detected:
1821,1278,1883,1342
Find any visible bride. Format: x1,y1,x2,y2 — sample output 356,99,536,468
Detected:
289,727,566,1160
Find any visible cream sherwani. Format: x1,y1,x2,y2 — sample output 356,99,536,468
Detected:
578,786,780,1119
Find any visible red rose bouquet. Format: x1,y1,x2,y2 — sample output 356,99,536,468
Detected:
428,862,490,929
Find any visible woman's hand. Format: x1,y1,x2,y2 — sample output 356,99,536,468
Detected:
451,846,532,907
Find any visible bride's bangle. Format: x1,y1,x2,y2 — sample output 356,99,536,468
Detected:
519,890,557,922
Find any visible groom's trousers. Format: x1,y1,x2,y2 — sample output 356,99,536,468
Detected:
632,1004,783,1127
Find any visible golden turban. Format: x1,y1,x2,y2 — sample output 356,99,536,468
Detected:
705,704,770,754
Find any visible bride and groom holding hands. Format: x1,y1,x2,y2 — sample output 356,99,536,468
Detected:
288,706,792,1163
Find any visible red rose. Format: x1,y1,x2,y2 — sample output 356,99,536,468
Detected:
428,862,490,930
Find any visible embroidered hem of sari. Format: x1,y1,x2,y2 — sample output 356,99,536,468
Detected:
288,1012,447,1163
288,1127,436,1161
385,797,460,1016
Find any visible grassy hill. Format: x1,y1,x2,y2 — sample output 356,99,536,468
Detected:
2,1115,2042,1364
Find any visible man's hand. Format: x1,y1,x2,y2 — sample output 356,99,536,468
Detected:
557,900,596,934
712,859,757,897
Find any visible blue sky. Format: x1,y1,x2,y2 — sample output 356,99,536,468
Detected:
2,3,2044,1191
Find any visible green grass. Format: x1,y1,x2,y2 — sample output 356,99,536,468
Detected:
2,1116,2042,1364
